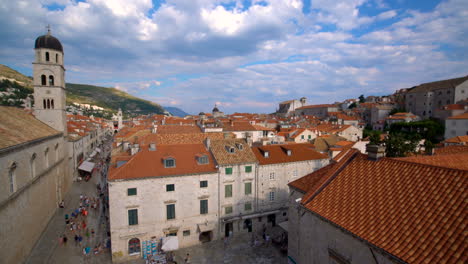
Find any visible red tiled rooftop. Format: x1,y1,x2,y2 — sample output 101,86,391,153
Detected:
252,143,328,165
300,153,467,264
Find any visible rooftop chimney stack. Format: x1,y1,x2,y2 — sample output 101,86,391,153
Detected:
366,144,386,161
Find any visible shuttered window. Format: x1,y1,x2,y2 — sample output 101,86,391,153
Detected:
167,204,175,220
200,200,208,214
245,182,252,195
245,166,252,173
225,167,233,175
128,209,138,225
225,185,232,198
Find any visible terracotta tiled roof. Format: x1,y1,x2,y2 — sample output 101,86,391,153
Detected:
137,132,226,145
209,139,258,165
442,104,465,110
222,121,257,131
444,135,468,144
296,104,336,110
434,145,468,155
301,153,468,264
447,112,468,119
252,143,328,165
408,75,468,93
252,124,275,131
0,106,61,149
394,152,468,170
311,135,347,152
108,143,217,180
157,125,202,134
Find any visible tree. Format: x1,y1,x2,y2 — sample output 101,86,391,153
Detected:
384,132,420,157
348,102,357,109
389,108,407,115
358,94,365,103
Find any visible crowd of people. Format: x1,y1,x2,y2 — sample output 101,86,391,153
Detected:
57,139,112,263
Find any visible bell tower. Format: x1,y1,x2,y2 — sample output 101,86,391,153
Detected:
33,26,67,135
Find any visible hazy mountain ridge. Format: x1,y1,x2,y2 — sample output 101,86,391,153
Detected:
0,64,165,115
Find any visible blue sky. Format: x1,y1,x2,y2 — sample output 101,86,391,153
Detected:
0,0,467,114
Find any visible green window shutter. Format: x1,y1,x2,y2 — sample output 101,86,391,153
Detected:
225,206,233,214
308,135,311,139
245,166,252,173
200,200,208,214
200,180,208,188
167,204,175,220
166,184,175,192
127,188,137,196
225,185,232,198
244,202,252,211
245,182,252,195
225,167,233,174
128,209,138,225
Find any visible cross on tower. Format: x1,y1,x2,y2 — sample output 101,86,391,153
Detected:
46,24,51,34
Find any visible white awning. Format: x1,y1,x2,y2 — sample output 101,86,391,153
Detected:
78,161,95,172
161,236,179,251
197,222,216,233
240,210,281,220
278,221,288,232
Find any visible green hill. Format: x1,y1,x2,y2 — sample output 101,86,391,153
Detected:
0,64,165,115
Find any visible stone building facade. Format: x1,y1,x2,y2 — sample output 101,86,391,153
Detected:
0,30,71,264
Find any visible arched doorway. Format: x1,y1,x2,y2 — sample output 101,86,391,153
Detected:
128,238,141,255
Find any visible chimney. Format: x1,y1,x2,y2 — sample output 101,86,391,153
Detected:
366,144,385,161
123,141,130,151
204,137,211,150
149,143,156,151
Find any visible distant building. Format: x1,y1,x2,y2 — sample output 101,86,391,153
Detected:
385,112,420,126
294,104,339,118
405,76,468,119
445,112,468,139
277,97,306,116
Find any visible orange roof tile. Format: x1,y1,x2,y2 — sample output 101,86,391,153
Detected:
394,153,468,170
209,139,258,165
108,144,217,180
447,112,468,119
435,145,468,155
300,153,467,264
157,125,201,134
252,143,328,165
296,104,337,110
444,135,468,144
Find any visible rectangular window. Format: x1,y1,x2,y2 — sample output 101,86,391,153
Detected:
167,204,175,220
244,202,252,211
200,199,208,214
245,182,252,195
308,135,311,139
166,184,175,192
269,191,275,201
200,180,208,188
245,165,252,173
225,167,233,175
301,135,304,139
225,185,232,198
293,170,298,177
225,206,233,214
128,209,138,225
127,188,137,196
165,159,175,168
197,155,209,164
269,172,275,180
183,230,190,236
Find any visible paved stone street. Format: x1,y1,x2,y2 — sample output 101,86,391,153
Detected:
26,141,112,264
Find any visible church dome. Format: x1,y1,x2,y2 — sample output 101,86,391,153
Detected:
35,32,63,52
212,106,219,112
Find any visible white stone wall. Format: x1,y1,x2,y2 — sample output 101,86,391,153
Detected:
287,189,396,264
0,135,71,264
338,126,363,141
454,80,468,103
445,118,468,139
292,130,317,143
109,172,219,262
257,159,329,214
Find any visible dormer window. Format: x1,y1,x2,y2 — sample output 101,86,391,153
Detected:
225,146,235,153
264,151,269,158
197,155,209,165
164,158,176,168
236,143,243,150
287,150,292,156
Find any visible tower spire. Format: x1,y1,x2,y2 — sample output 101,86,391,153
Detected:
46,24,51,35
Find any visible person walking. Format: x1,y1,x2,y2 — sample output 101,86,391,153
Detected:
63,235,68,246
